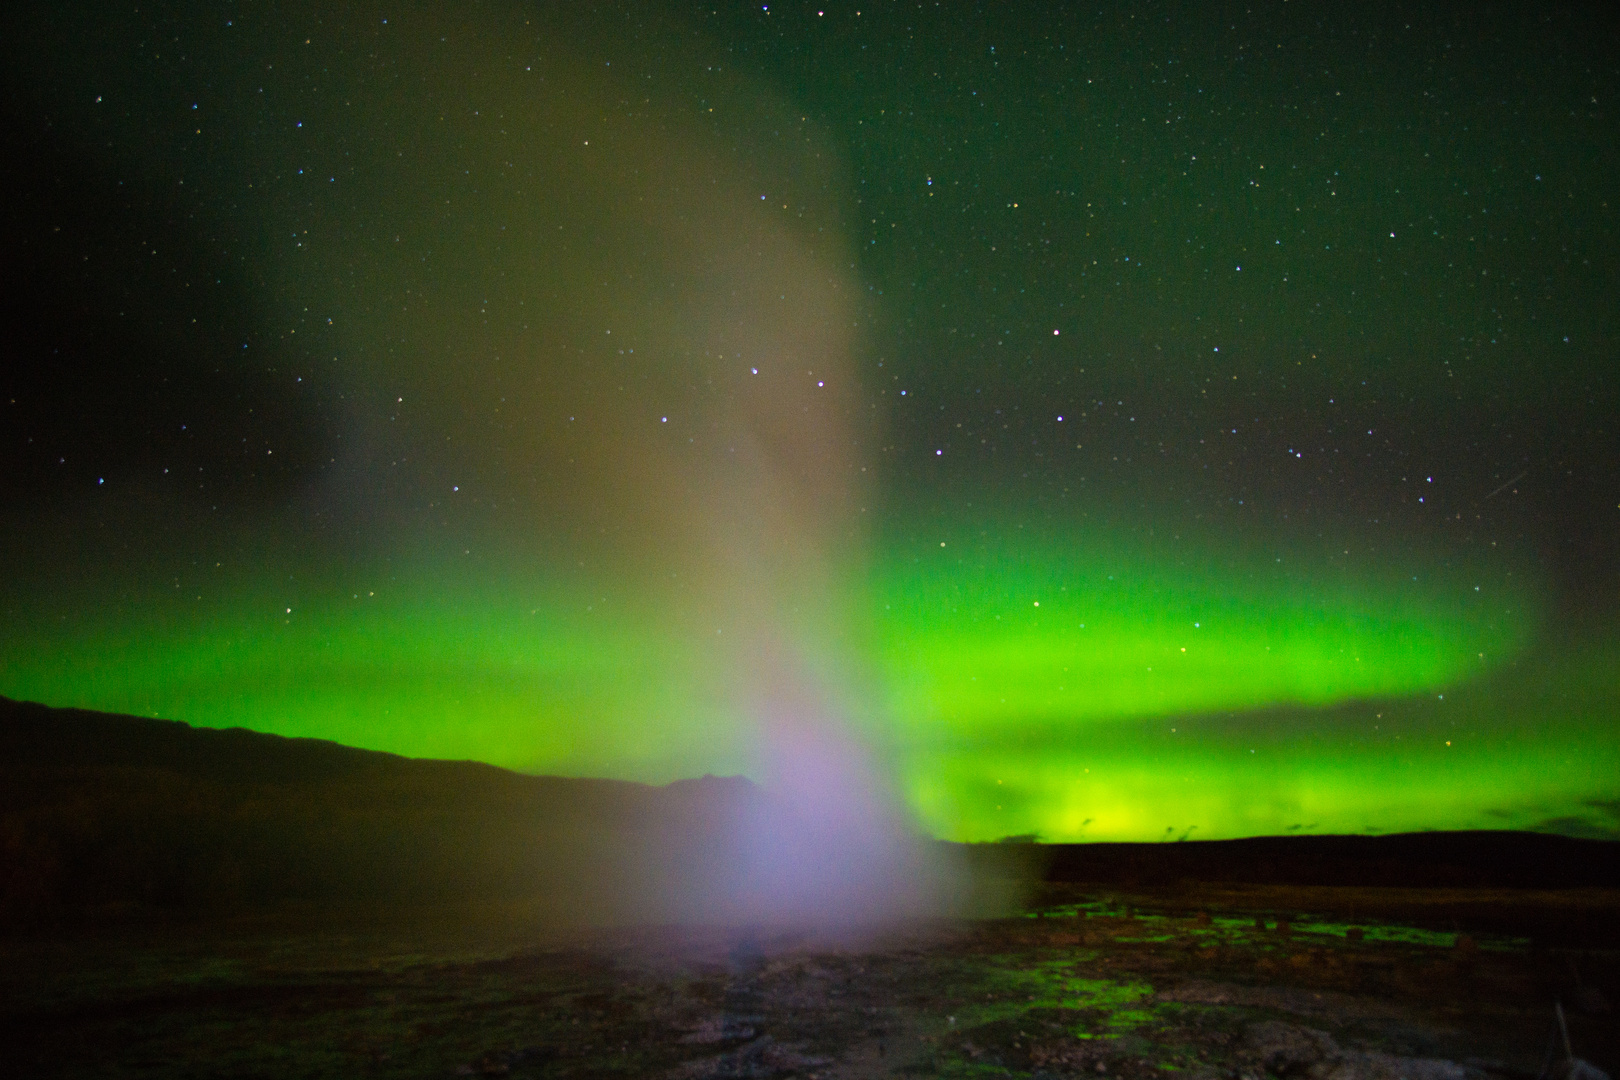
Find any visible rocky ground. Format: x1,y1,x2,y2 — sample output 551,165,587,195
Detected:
2,886,1614,1080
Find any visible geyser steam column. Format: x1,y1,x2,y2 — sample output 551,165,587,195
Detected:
666,146,937,922
629,71,940,925
269,8,925,919
677,250,931,920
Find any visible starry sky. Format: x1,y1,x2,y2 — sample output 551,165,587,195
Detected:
2,0,1616,842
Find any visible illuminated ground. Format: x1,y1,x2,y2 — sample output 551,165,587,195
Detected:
2,887,1613,1080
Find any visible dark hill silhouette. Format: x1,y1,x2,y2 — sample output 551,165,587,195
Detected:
1036,831,1620,890
0,696,764,927
4,696,1616,937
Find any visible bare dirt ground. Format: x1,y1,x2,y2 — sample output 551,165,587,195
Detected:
2,885,1615,1080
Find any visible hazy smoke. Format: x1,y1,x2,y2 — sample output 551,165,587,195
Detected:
239,2,977,924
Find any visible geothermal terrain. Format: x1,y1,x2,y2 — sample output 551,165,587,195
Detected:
2,697,1616,1080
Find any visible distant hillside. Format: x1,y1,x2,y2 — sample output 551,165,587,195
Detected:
6,697,1616,936
1036,831,1620,890
0,696,764,927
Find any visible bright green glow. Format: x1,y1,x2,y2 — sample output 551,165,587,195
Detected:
899,626,1620,841
0,563,754,781
902,702,1620,842
954,959,1154,1031
2,517,1608,843
860,517,1605,841
873,521,1532,740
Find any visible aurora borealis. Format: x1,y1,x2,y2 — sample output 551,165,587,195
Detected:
2,0,1616,843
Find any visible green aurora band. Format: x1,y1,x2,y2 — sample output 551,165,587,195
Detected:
7,513,1601,843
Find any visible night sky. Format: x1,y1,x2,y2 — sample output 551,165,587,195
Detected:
3,0,1616,843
